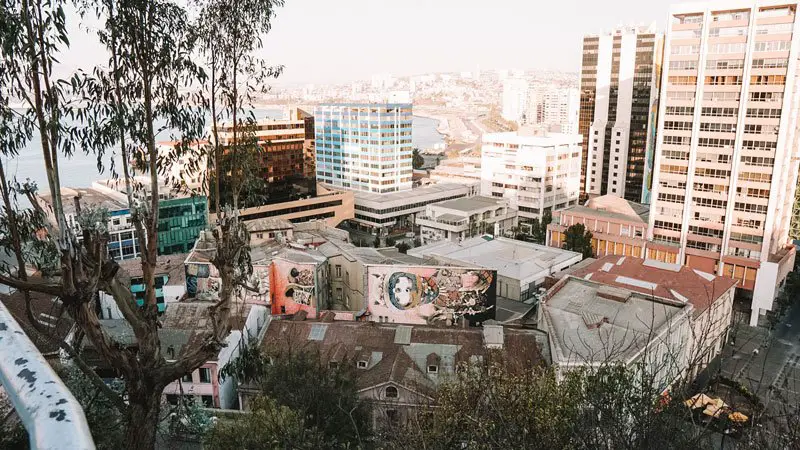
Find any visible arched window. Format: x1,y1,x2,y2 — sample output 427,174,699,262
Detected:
384,386,398,399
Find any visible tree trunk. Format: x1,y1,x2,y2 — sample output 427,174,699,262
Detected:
125,381,164,450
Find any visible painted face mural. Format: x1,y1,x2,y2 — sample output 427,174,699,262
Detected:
271,259,318,317
369,266,496,325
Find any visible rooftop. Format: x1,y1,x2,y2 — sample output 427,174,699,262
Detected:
39,187,128,216
116,253,188,287
432,196,507,213
345,182,474,205
559,195,649,224
569,255,738,314
541,276,690,366
258,319,548,396
0,289,74,356
409,236,582,283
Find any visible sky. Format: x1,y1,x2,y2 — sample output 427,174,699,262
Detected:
63,0,688,86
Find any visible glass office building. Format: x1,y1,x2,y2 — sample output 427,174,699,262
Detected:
315,103,413,194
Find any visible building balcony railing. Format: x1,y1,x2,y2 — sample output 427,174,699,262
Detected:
0,302,95,449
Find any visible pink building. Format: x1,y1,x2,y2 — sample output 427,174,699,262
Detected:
547,195,650,258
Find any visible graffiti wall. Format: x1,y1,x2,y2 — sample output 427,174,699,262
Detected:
185,262,220,299
270,258,318,317
366,266,497,325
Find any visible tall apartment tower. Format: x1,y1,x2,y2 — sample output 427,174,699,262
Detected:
579,26,664,203
502,78,530,123
649,1,800,326
315,104,413,194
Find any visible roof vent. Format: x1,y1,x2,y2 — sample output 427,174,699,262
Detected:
482,324,504,349
582,311,608,329
597,285,632,302
394,325,412,345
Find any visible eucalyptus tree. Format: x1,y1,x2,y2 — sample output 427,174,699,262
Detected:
0,0,254,448
195,0,284,211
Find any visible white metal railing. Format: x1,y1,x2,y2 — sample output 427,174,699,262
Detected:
0,302,95,449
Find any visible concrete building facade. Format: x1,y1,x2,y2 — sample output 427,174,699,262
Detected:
416,196,518,244
649,1,800,325
580,25,664,203
481,130,582,223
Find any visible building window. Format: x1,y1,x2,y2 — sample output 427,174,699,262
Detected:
428,365,439,374
357,360,368,369
200,395,214,408
181,373,192,383
329,361,339,369
166,394,179,405
199,368,212,383
385,386,399,399
335,265,342,277
386,409,399,426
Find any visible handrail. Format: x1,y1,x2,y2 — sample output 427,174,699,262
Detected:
0,301,95,449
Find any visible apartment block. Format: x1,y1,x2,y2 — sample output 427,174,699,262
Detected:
480,129,582,223
502,78,529,123
215,112,315,204
580,26,664,203
649,1,799,325
315,103,413,194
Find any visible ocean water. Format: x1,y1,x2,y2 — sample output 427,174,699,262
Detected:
3,110,444,196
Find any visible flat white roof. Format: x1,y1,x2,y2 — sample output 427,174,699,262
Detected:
409,236,582,284
347,183,476,207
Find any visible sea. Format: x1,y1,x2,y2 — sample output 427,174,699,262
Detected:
4,109,445,200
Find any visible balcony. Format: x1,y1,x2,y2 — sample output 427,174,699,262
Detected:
0,302,94,449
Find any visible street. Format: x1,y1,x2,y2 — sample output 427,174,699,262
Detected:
720,301,800,414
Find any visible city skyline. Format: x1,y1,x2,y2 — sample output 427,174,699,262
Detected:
60,0,685,85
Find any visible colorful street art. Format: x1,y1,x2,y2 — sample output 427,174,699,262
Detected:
185,262,219,298
367,266,496,325
243,265,271,303
270,258,318,317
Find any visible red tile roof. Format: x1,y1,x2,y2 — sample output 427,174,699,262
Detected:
569,256,738,314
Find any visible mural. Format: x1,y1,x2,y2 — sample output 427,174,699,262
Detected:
243,265,271,303
185,262,218,298
270,258,318,317
367,266,496,325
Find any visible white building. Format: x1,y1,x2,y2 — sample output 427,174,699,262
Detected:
342,182,479,232
648,1,800,326
409,236,582,302
527,86,580,134
416,196,518,244
538,275,693,389
429,156,482,185
502,78,529,123
481,129,582,222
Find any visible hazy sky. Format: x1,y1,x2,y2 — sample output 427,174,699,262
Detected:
65,0,688,85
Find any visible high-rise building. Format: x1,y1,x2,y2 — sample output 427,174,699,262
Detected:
213,111,316,205
480,129,582,223
527,86,581,134
502,78,529,123
315,103,413,194
579,26,664,203
648,1,800,325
